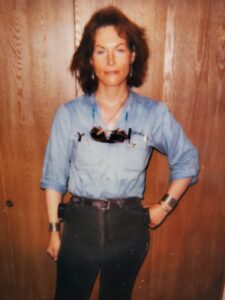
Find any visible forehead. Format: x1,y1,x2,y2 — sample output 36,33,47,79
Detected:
93,25,127,46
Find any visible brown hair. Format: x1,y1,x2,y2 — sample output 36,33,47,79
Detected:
70,6,149,94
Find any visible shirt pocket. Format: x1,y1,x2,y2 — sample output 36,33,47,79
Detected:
125,134,149,171
74,137,103,170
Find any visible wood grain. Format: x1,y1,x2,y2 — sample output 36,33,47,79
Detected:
0,0,75,299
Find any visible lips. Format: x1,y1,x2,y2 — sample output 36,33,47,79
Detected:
104,70,119,75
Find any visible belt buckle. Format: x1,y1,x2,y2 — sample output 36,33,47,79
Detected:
101,199,110,210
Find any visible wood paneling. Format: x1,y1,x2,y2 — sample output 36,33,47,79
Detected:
0,0,224,299
144,1,225,299
0,0,75,299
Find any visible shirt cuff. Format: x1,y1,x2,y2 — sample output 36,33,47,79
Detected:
40,181,67,194
170,171,199,185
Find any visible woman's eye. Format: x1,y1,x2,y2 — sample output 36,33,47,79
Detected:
117,48,126,53
96,50,105,55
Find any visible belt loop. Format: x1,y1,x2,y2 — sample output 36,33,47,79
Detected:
80,197,85,207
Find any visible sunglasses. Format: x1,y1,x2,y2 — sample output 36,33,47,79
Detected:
90,126,131,143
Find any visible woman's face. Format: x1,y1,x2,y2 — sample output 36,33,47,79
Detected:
90,26,135,89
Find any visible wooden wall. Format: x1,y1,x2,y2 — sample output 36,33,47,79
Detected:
0,0,224,299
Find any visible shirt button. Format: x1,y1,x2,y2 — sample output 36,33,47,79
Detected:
107,177,110,181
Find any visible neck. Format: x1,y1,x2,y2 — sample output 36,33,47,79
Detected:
94,85,130,128
95,85,129,107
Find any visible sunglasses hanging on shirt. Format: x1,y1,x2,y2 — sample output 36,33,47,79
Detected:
90,126,132,144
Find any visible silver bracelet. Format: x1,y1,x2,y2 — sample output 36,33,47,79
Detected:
160,194,177,209
48,222,61,232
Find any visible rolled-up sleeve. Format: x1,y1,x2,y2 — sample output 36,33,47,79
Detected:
40,105,73,194
152,103,199,184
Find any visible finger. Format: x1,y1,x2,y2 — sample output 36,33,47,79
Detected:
149,222,157,228
52,249,58,262
46,248,56,261
53,253,58,262
46,250,53,259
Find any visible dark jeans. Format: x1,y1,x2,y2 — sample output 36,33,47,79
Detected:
55,199,150,300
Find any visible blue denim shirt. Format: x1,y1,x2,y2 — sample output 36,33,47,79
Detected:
41,91,199,198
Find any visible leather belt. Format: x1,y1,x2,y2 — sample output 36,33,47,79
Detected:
71,196,141,210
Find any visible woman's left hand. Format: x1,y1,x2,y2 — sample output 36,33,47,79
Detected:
146,203,169,228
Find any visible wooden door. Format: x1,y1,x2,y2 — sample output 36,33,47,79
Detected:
0,0,75,299
0,0,224,300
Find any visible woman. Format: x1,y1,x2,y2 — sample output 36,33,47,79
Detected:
41,6,199,300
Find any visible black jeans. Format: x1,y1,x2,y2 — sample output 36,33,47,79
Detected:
55,199,150,300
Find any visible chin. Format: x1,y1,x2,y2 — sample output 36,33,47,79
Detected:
104,82,126,88
100,77,128,87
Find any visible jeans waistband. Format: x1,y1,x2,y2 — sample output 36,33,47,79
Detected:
70,196,141,210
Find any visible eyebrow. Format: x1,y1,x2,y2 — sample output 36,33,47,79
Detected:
94,42,127,49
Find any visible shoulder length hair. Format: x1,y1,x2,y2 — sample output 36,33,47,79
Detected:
70,6,149,94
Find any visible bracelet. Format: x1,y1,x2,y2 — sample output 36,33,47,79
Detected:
48,222,61,232
160,202,171,213
160,194,177,209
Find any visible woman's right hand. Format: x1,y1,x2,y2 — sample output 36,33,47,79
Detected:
46,232,61,261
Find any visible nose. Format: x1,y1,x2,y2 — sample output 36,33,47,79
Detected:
107,51,115,66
